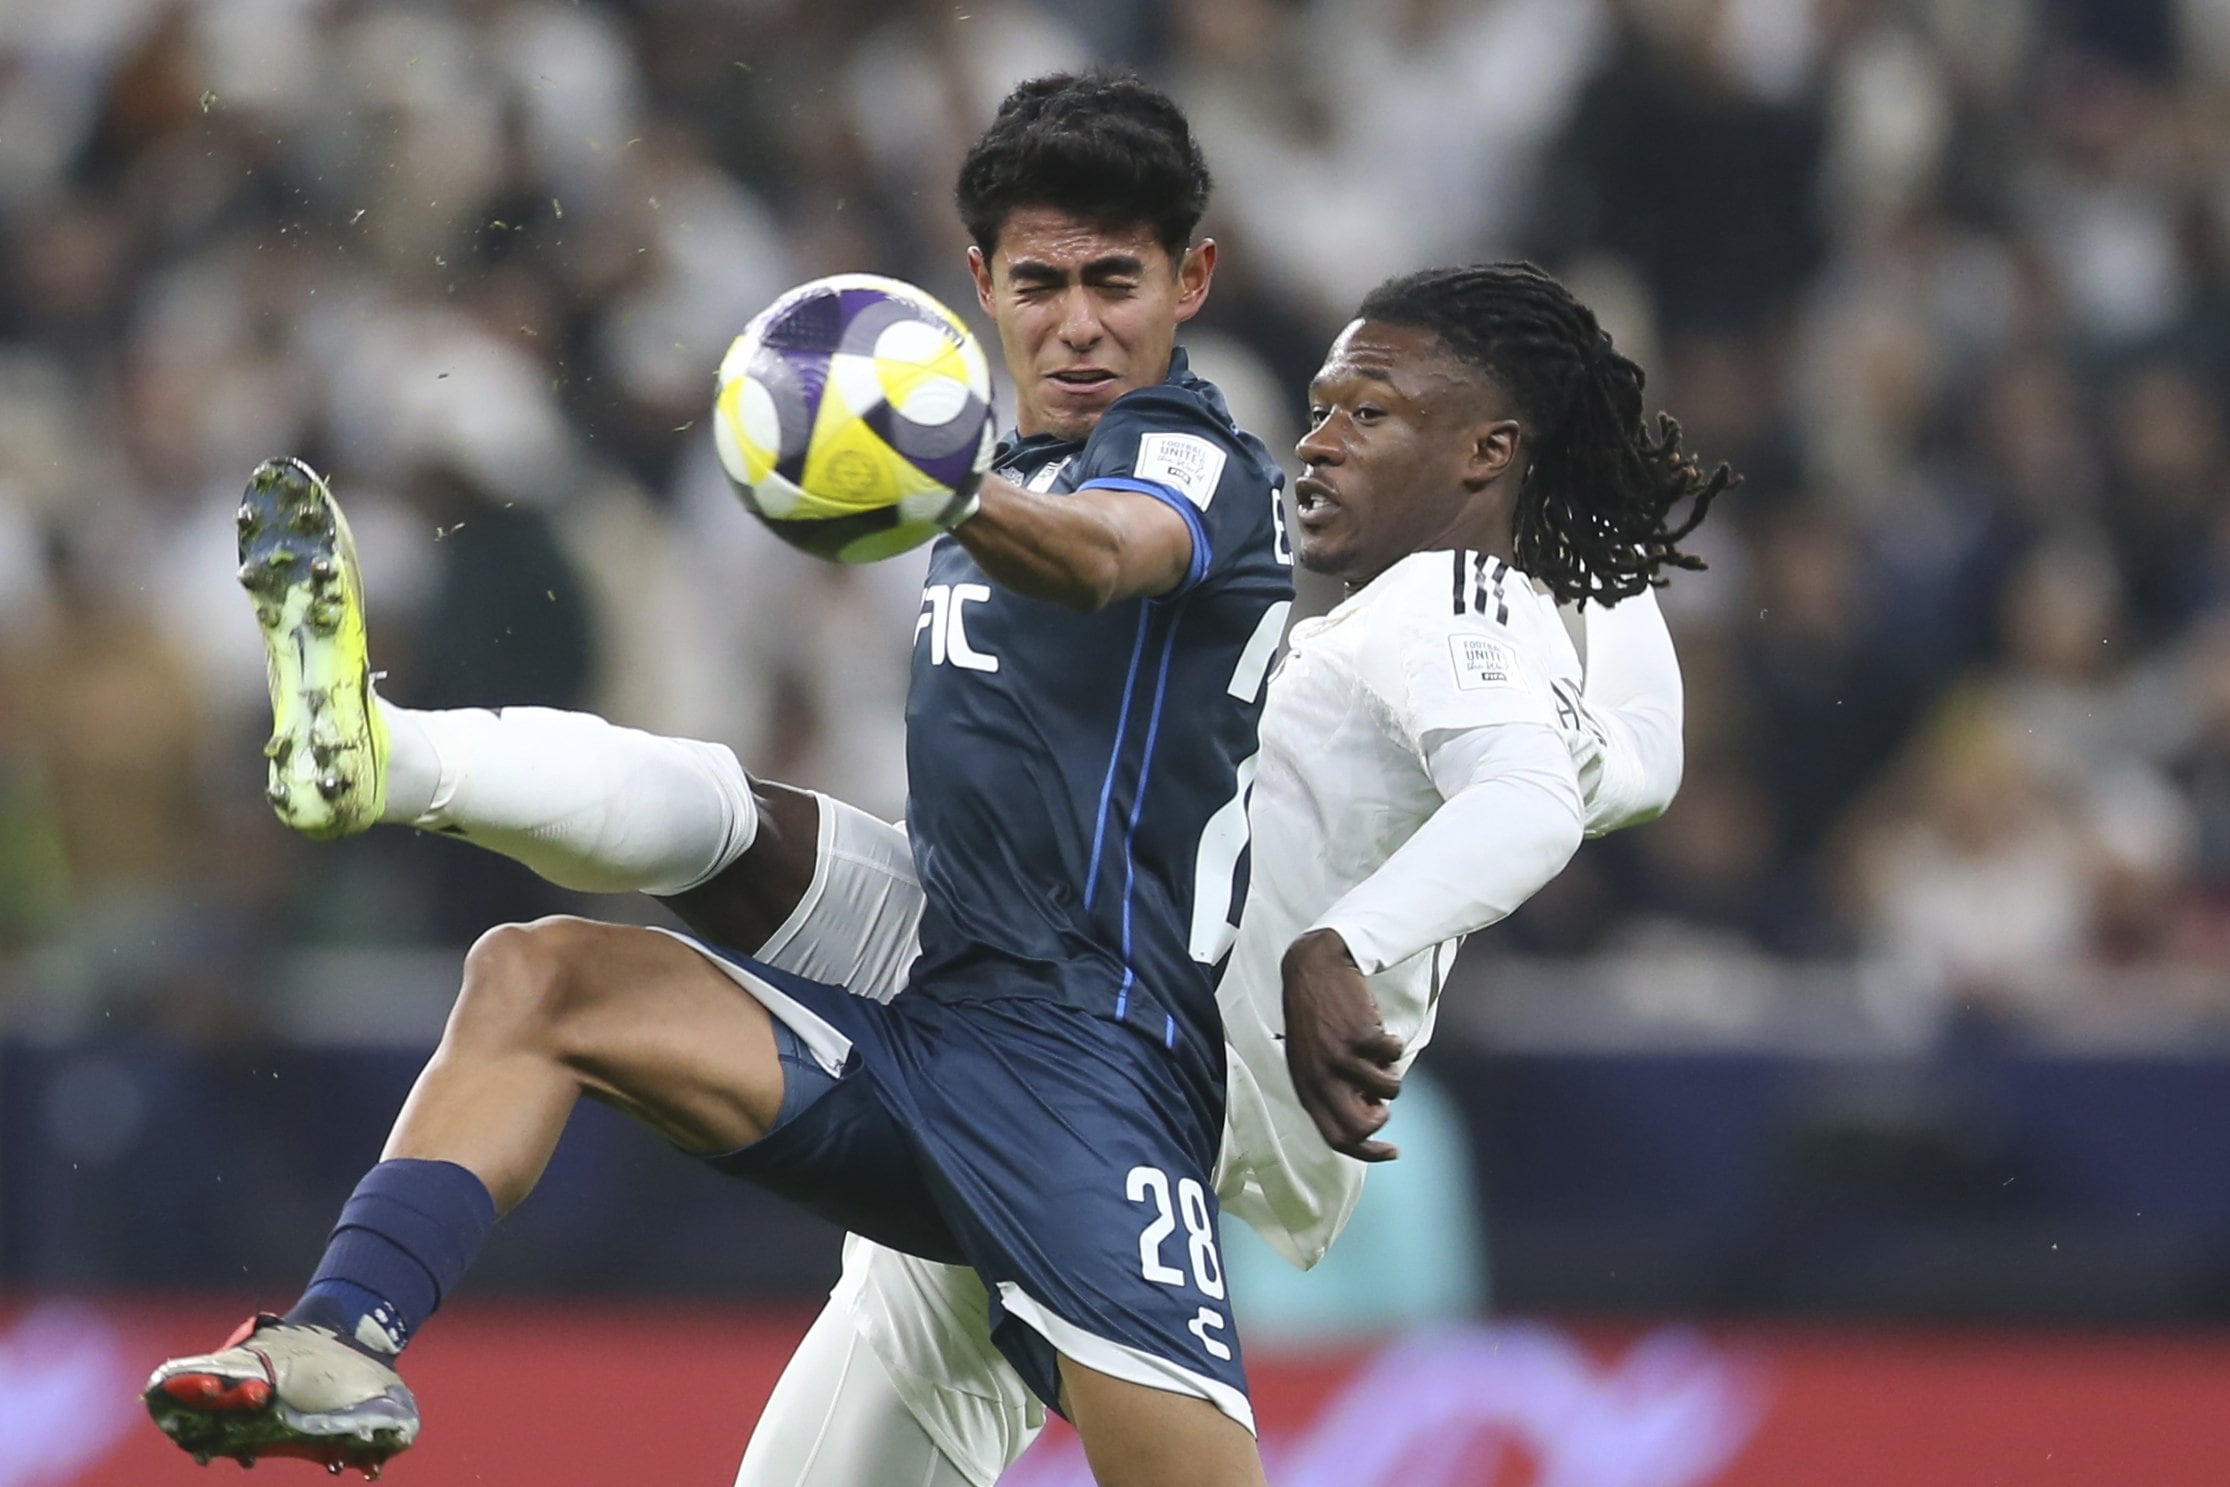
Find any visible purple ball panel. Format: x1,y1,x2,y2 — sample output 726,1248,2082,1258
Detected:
862,392,991,465
746,340,828,486
760,286,844,353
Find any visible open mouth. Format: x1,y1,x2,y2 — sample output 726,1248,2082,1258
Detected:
1294,477,1341,526
1048,369,1118,394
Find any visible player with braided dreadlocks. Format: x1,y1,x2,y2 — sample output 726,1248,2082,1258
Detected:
1355,261,1724,605
1267,258,1727,1165
735,257,1731,1484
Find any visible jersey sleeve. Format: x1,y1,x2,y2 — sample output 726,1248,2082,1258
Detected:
1567,587,1685,835
1315,564,1584,975
1067,384,1283,595
1311,719,1584,975
1352,559,1563,759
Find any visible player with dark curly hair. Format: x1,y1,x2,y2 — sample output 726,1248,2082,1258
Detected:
1337,261,1727,606
145,70,1293,1487
956,69,1212,270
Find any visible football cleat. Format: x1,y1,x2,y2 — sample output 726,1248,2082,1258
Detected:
238,457,387,839
144,1315,417,1478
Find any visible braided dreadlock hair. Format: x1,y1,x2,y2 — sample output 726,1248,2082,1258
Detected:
1355,262,1732,605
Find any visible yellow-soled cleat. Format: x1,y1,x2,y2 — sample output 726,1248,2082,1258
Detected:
236,457,387,839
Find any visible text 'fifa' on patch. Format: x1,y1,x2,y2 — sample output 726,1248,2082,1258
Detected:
1448,633,1517,690
1135,433,1227,509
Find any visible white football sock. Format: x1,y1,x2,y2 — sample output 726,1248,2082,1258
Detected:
379,702,443,823
374,699,757,895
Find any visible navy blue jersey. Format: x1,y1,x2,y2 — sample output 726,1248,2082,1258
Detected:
903,349,1293,1076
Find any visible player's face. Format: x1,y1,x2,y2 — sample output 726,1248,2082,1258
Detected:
1294,319,1519,586
969,208,1216,442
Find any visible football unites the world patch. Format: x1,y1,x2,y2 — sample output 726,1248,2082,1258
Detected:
1134,432,1227,510
714,273,997,563
1448,633,1518,690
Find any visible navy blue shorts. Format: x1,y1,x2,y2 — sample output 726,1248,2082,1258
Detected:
698,945,1251,1429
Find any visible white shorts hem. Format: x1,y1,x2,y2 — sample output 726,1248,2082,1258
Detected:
751,790,843,968
994,1282,1256,1437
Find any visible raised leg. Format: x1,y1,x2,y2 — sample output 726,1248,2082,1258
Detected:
146,917,789,1472
386,916,787,1208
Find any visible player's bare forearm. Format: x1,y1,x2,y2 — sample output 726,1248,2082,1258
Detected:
1280,929,1403,1162
955,472,1192,610
656,777,820,951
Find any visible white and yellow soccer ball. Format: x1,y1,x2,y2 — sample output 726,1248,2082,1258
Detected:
713,273,997,563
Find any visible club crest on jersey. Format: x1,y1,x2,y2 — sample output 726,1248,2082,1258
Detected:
1448,633,1517,690
1135,433,1226,509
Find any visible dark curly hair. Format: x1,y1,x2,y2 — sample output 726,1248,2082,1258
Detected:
955,70,1212,259
1356,262,1732,605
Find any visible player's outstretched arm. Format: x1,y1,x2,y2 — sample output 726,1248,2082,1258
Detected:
1573,586,1684,834
952,472,1194,610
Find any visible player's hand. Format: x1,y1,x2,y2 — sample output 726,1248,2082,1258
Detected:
1280,929,1403,1163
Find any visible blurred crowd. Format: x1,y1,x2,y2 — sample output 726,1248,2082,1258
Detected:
3,0,2229,1045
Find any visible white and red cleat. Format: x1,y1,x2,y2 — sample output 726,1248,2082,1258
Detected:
143,1315,417,1478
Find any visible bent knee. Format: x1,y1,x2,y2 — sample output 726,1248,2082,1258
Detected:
454,916,611,1042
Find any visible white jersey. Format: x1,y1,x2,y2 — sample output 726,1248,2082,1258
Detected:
1215,549,1594,1266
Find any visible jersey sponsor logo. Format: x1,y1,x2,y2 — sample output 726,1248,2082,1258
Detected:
1134,433,1227,510
916,582,999,672
1448,633,1518,691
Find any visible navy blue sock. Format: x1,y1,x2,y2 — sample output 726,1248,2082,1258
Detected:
285,1159,497,1356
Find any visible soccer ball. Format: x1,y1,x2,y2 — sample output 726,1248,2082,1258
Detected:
713,273,997,563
